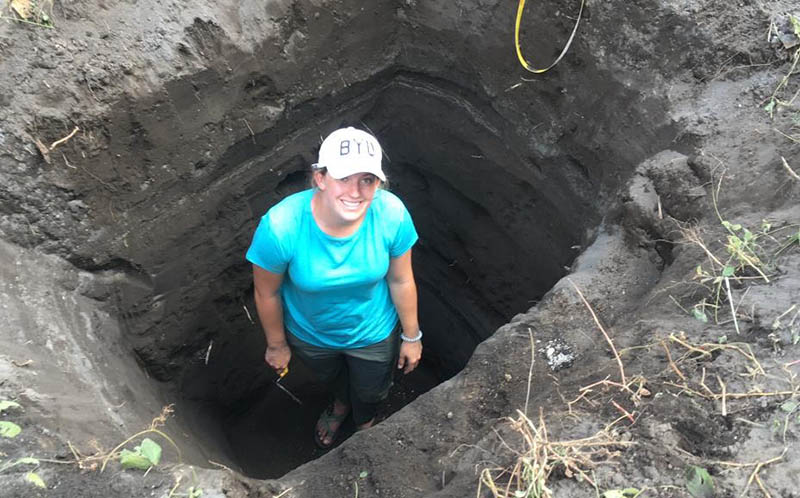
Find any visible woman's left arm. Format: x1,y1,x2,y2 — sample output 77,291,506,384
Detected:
387,249,422,374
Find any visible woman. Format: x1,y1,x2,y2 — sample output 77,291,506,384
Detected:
246,127,423,449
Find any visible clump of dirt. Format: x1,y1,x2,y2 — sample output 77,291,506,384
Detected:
1,0,800,497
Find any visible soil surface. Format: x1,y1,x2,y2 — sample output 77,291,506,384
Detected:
1,0,800,497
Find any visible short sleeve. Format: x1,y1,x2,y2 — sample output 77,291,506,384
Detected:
246,213,291,273
390,203,418,258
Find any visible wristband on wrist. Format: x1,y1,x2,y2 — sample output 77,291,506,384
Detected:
400,329,423,342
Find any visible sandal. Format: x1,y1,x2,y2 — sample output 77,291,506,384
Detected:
355,418,375,432
314,403,349,449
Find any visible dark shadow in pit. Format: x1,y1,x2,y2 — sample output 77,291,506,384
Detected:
222,354,440,479
180,275,475,479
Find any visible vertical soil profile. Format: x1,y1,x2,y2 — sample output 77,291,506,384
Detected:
176,69,612,477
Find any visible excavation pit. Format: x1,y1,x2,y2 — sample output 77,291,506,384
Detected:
1,0,796,495
2,1,720,492
165,71,601,477
68,43,678,475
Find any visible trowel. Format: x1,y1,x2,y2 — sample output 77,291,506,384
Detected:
276,367,303,405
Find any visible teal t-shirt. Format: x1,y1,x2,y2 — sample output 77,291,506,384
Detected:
246,189,418,349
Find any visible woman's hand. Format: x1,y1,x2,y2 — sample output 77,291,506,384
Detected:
397,340,422,374
265,342,291,374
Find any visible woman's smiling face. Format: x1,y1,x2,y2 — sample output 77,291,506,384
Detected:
314,170,380,226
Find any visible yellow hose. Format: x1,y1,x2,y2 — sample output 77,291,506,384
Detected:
515,0,586,74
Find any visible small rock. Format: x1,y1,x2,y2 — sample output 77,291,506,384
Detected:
67,200,88,213
539,338,576,371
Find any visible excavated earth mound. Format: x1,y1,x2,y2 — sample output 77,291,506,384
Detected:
1,0,799,496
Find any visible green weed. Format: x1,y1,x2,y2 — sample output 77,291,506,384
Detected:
0,401,47,489
25,471,46,488
0,400,23,438
119,437,162,470
0,421,21,438
64,404,181,473
685,465,714,498
765,15,800,118
773,397,800,444
775,227,800,257
679,172,799,329
0,400,22,413
101,404,180,472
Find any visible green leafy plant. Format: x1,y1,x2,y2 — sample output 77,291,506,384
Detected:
775,228,800,257
0,401,43,488
25,471,46,489
679,175,800,330
1,400,23,438
1,458,45,489
765,15,800,118
685,465,714,498
93,405,181,472
0,421,22,438
0,400,22,413
773,397,800,443
119,437,162,470
720,221,769,281
689,295,712,323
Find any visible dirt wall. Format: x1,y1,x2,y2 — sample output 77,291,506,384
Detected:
1,0,799,496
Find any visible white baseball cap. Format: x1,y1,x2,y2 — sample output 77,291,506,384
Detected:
313,127,386,182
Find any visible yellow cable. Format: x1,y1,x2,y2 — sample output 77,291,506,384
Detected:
515,0,586,74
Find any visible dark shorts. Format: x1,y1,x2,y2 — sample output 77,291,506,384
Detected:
286,326,400,425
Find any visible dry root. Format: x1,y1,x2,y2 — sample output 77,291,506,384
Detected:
478,408,633,498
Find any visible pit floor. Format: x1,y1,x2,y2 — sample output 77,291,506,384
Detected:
223,362,441,478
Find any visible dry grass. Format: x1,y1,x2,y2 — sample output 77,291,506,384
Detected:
478,236,796,497
713,450,787,498
568,279,627,387
478,288,635,497
660,332,798,497
478,409,633,498
657,332,800,411
667,171,800,329
566,375,650,416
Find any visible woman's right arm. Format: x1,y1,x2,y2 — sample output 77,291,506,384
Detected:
253,265,291,373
